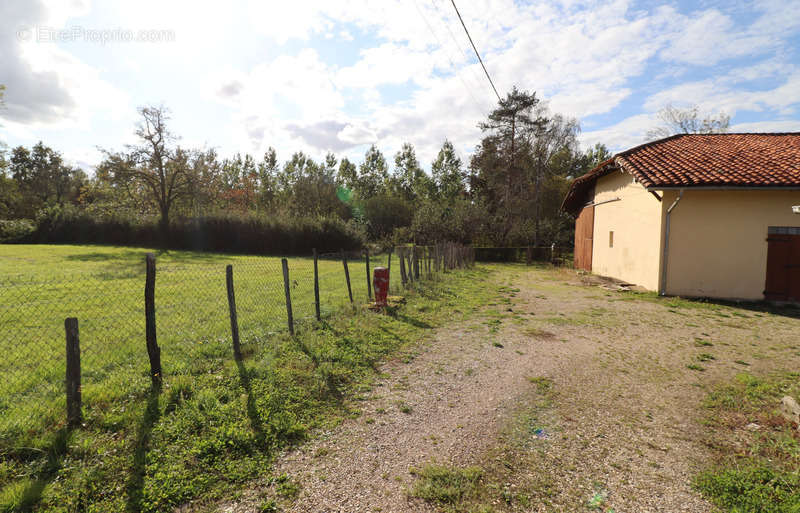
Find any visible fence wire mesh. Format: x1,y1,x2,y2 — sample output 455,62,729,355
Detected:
0,244,474,448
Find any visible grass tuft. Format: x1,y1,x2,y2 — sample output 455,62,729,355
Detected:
409,464,482,505
695,372,800,513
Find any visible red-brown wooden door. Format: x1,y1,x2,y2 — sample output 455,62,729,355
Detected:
574,205,594,271
765,230,800,301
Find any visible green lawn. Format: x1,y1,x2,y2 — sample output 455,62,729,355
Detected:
0,244,478,512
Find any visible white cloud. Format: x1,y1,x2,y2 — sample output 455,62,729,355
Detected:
644,72,800,117
580,113,658,152
0,0,129,128
659,1,800,66
731,120,800,133
336,43,437,89
4,0,800,171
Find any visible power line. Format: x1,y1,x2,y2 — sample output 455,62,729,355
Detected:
429,0,493,112
448,0,501,101
412,0,486,113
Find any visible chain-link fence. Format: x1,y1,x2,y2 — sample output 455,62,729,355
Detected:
0,243,474,450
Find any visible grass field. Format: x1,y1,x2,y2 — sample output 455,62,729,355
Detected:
0,244,480,512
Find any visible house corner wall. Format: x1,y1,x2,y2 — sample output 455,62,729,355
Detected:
591,170,663,291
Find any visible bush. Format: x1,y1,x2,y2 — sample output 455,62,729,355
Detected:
407,199,490,245
0,219,35,242
25,207,364,254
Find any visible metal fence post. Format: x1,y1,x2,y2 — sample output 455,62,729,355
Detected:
282,258,294,335
313,248,321,321
144,253,162,386
226,264,242,361
65,317,81,428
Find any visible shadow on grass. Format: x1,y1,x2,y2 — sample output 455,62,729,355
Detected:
63,249,146,262
235,359,265,440
388,311,433,329
125,386,161,512
13,428,72,512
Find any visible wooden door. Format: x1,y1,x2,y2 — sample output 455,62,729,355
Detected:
765,230,800,301
574,205,594,271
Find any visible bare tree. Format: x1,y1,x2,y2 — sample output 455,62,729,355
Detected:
647,103,730,140
100,106,192,239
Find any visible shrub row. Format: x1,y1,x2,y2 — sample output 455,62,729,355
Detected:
0,219,36,243
8,207,364,254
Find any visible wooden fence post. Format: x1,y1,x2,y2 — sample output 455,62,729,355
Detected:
413,245,420,280
282,258,294,335
406,249,414,283
65,317,81,428
387,249,393,292
427,247,431,277
365,248,372,300
341,250,353,303
144,253,162,386
313,249,320,321
399,247,407,286
226,265,242,361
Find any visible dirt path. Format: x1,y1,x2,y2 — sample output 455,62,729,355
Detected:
219,265,800,512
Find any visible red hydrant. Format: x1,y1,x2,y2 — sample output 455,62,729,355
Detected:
373,267,389,307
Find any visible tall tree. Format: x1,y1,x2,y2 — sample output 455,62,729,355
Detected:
646,103,730,140
8,142,85,217
100,106,192,238
472,87,548,242
337,157,358,191
431,140,465,200
257,147,279,210
357,145,388,198
528,110,580,244
479,87,548,209
391,142,431,201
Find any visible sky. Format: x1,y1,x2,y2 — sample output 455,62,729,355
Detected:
1,0,800,173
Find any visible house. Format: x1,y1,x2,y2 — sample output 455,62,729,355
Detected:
561,133,800,301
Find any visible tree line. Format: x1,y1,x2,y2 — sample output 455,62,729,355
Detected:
2,86,725,250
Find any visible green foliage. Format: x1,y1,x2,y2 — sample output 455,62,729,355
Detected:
7,142,87,218
0,218,34,242
469,88,590,246
2,97,605,248
356,145,389,198
431,140,465,201
363,194,414,240
409,198,490,245
25,206,363,254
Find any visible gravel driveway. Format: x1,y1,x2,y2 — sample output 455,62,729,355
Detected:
218,264,800,512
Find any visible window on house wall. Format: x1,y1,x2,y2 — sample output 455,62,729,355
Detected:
609,231,614,248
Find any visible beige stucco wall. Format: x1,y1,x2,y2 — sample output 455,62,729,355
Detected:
591,170,664,290
662,189,800,300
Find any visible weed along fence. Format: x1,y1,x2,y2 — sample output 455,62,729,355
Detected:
0,243,473,451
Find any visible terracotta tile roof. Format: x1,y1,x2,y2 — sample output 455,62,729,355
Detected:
562,133,800,214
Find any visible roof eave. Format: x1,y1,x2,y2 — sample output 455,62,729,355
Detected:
647,185,800,190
